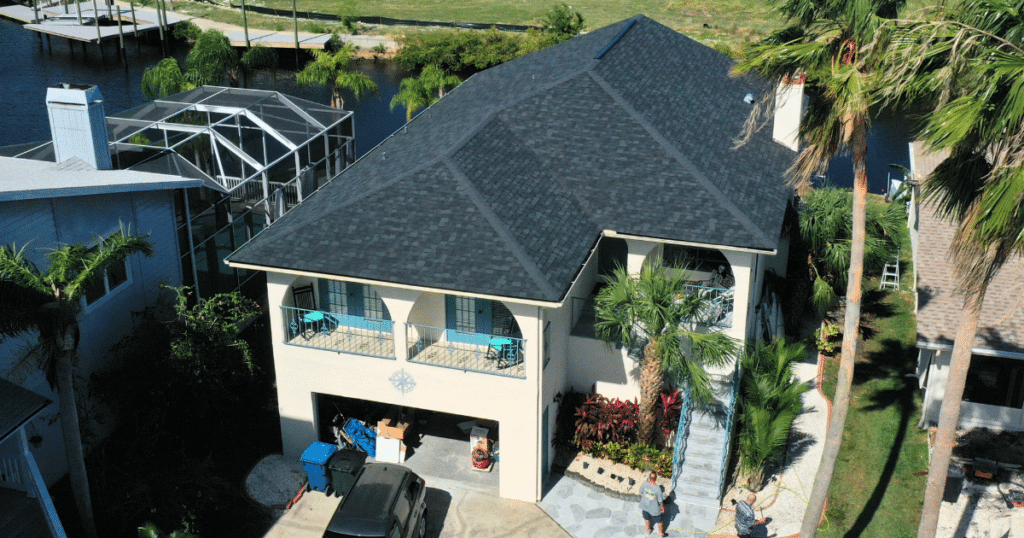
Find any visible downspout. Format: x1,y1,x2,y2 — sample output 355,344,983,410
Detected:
536,305,544,501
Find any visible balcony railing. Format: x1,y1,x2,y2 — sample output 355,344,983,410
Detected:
282,306,395,359
406,323,526,379
570,284,734,337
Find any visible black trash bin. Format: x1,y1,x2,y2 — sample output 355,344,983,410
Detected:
943,462,964,503
327,448,368,498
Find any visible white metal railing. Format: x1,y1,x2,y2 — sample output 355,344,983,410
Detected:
0,453,26,491
406,323,526,379
23,448,68,538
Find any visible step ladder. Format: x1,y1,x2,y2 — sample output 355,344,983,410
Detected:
880,255,899,291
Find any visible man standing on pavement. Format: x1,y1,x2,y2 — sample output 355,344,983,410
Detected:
639,469,667,536
735,493,766,538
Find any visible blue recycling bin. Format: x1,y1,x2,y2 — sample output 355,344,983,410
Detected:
299,441,337,493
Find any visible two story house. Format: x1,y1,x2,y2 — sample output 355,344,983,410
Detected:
226,16,798,503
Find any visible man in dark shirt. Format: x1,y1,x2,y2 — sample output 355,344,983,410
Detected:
735,493,766,538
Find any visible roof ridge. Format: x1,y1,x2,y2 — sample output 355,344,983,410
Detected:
443,157,559,299
585,70,773,247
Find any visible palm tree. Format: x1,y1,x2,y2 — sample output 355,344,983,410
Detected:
297,46,379,110
733,1,905,535
594,260,740,446
390,65,461,121
874,2,1024,535
0,226,154,538
185,29,238,87
141,57,194,100
738,339,808,490
798,184,905,315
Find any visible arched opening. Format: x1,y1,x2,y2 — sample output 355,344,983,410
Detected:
406,294,526,378
282,278,396,359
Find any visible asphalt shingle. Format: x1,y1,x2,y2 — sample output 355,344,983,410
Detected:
228,16,795,303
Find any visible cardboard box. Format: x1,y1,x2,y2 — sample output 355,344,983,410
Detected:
377,416,409,440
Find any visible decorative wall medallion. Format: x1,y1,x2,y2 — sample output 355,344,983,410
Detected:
390,369,416,394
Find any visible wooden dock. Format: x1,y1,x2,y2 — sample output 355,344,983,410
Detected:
0,2,182,43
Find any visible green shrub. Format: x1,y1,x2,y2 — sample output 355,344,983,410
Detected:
814,323,841,354
306,21,327,34
591,442,673,476
737,339,809,490
395,28,526,72
173,21,201,43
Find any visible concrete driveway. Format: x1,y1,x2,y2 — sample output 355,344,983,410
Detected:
263,474,569,538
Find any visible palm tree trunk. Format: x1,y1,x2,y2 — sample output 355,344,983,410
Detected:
799,116,868,538
638,340,663,446
917,290,983,538
56,346,98,538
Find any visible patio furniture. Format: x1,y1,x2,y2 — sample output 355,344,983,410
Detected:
292,284,321,339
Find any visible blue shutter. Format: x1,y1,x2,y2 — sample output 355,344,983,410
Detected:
347,283,364,317
475,299,492,335
445,295,456,331
318,280,329,312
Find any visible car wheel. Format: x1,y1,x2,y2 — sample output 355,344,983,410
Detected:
417,510,427,538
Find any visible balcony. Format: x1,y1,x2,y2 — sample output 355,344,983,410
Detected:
282,306,395,360
406,323,526,379
570,283,734,338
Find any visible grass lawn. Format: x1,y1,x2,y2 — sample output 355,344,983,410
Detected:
818,209,930,538
171,1,937,55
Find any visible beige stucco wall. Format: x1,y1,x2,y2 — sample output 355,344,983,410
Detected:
268,272,545,501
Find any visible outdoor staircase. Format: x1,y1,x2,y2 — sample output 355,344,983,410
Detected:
0,487,49,538
671,374,738,537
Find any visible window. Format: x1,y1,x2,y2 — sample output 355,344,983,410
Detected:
663,244,729,273
453,296,476,333
83,234,132,307
964,355,1024,408
320,281,390,321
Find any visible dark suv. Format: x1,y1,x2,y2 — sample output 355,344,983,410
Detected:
322,463,428,538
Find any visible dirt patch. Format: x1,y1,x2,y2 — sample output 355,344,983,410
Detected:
954,427,1024,467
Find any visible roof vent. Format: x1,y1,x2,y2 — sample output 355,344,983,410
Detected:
595,19,637,60
743,93,755,104
45,83,112,170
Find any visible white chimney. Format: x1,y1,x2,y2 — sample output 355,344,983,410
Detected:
772,74,805,152
46,83,112,170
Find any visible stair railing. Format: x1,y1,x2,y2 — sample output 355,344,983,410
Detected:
719,363,742,499
669,383,692,492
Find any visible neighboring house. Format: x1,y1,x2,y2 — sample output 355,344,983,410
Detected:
1,83,357,303
910,141,1024,431
226,16,798,505
0,378,65,538
0,83,352,514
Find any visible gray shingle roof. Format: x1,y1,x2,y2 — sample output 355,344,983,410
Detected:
912,142,1024,354
228,16,795,302
0,378,50,443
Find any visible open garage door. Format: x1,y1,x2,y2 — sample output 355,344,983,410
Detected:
313,393,499,491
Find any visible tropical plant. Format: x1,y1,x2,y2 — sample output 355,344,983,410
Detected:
138,521,198,538
184,29,238,87
141,58,194,100
390,65,462,121
573,393,638,451
594,259,740,446
737,339,809,490
172,20,201,43
798,184,905,314
297,45,379,109
0,225,154,538
873,2,1024,535
733,1,906,534
540,2,585,37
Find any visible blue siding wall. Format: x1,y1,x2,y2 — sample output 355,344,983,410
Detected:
0,189,184,486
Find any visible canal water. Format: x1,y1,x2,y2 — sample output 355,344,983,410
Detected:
0,18,411,157
0,17,909,192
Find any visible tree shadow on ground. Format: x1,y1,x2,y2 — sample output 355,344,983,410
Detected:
842,343,917,538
